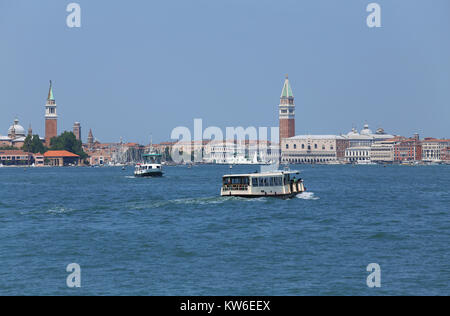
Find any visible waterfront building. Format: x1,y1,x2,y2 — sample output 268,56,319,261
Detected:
281,124,395,164
86,149,112,166
394,136,422,162
33,154,45,167
0,119,27,148
345,125,395,148
421,138,450,162
281,135,348,164
443,147,450,163
44,150,80,166
279,75,296,143
73,122,81,141
0,150,32,166
345,146,372,163
204,140,242,164
45,81,58,145
202,140,278,164
83,141,147,165
370,140,397,163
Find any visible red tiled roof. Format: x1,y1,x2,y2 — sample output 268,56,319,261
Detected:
423,138,450,142
44,150,79,158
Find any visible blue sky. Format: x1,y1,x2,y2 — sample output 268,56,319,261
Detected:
1,0,449,144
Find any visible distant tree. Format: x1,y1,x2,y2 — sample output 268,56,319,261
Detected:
31,135,46,154
23,135,46,154
50,131,87,159
22,135,32,152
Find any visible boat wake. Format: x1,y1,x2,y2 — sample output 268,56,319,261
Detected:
297,192,320,200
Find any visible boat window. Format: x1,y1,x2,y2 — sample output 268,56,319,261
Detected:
252,178,258,187
229,177,249,185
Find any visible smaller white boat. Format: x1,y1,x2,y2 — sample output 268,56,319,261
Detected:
134,154,163,177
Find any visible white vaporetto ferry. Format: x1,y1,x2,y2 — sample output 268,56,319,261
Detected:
221,170,306,199
134,154,163,177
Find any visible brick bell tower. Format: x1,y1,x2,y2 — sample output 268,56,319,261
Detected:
45,80,58,145
279,75,295,142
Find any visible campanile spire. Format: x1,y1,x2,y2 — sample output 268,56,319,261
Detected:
279,75,296,142
45,80,58,145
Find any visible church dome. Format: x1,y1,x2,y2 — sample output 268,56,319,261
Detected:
8,119,26,137
347,128,359,137
360,124,373,136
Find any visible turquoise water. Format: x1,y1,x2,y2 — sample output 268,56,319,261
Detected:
0,165,449,295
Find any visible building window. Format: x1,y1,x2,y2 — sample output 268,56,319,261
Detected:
302,144,305,149
315,144,318,149
286,144,289,149
294,144,297,149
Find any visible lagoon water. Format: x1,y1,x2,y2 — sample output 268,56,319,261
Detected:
0,165,449,295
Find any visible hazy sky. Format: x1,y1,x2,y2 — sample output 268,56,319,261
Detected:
1,0,449,144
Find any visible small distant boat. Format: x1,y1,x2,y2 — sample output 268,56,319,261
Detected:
134,154,163,177
221,170,306,199
356,160,376,165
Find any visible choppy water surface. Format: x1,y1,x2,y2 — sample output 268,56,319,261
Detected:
0,165,449,295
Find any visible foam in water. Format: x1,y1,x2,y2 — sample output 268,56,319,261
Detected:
297,192,319,200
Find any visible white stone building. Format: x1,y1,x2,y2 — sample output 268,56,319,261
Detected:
370,140,396,163
345,146,372,163
281,135,348,164
421,138,450,162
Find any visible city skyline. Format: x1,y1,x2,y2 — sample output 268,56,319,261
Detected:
1,0,450,144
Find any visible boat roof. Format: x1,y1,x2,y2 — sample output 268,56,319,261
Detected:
223,170,300,177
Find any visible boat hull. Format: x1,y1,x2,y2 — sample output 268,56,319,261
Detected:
134,171,163,177
221,192,303,199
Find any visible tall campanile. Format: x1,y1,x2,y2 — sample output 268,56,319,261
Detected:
279,75,295,143
45,80,58,145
